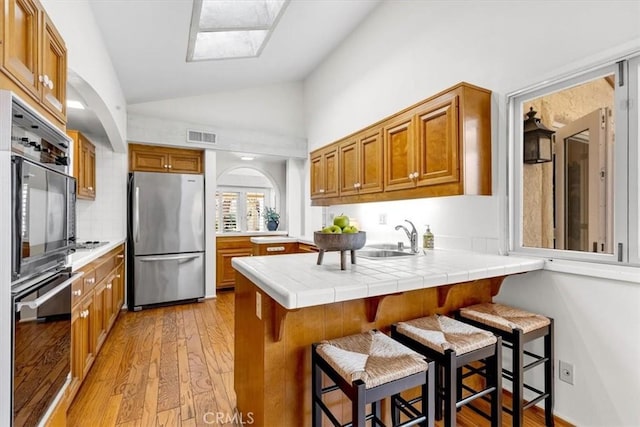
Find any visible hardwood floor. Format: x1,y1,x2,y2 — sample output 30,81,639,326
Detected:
68,291,571,427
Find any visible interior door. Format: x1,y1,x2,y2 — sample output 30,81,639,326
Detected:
555,108,612,253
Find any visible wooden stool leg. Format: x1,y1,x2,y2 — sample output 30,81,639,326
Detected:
353,382,366,427
311,349,322,427
544,322,555,426
444,350,457,427
426,362,436,427
492,337,503,427
512,329,524,427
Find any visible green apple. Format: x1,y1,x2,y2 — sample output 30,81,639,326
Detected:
333,213,349,229
322,225,343,234
342,225,358,234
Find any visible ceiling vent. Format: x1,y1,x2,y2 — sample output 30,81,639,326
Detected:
187,129,217,144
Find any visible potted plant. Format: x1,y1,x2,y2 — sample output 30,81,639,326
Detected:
263,207,280,231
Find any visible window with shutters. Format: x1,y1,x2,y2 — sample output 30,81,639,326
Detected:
216,188,271,232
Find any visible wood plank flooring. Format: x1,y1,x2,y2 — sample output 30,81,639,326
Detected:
68,291,572,427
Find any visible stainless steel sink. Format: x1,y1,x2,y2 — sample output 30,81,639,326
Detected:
366,243,403,250
357,249,416,259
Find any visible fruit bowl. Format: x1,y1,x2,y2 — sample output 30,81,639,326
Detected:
313,231,366,270
313,231,367,251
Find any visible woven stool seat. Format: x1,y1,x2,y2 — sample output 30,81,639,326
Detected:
460,303,550,334
396,314,497,355
316,330,429,389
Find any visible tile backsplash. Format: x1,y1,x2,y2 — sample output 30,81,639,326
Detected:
76,143,127,241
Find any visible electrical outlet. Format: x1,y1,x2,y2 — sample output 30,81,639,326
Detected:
255,292,262,320
379,213,387,225
559,360,574,385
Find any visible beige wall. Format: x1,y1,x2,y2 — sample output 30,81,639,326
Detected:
522,78,614,248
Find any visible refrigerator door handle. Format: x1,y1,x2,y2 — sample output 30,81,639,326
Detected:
139,254,200,262
134,186,140,243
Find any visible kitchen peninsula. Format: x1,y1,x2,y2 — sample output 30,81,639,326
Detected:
231,250,543,426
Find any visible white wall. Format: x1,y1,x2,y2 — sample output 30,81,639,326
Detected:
127,82,307,159
75,142,128,240
303,1,640,425
40,0,128,152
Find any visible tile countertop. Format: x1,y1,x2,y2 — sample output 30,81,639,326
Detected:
216,231,288,237
231,250,544,310
67,238,126,270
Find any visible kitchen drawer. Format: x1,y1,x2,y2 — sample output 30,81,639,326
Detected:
82,269,96,293
95,257,115,282
71,276,84,308
253,242,298,256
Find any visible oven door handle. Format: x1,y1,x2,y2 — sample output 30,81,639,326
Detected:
16,272,84,312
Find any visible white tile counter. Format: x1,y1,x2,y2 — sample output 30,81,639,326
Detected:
232,250,544,310
67,238,126,270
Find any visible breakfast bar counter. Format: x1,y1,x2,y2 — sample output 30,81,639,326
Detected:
231,250,543,426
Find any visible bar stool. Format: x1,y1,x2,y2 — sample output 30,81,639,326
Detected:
312,330,435,427
458,303,554,427
391,315,502,427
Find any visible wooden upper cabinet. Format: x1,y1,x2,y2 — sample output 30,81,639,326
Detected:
1,0,67,126
129,143,203,174
3,0,40,97
68,130,96,200
383,111,416,192
415,93,459,187
339,128,384,196
310,144,339,199
311,82,491,206
40,12,66,122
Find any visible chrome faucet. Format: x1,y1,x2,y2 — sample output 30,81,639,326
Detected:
394,219,419,253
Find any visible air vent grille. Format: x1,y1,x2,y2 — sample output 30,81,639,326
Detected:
187,129,216,144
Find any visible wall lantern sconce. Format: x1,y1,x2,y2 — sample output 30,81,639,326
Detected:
523,107,554,164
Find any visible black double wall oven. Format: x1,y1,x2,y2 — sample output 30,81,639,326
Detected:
10,97,78,427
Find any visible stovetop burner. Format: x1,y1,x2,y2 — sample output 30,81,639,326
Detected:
75,241,109,250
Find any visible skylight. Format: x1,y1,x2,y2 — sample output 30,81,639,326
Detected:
187,0,288,61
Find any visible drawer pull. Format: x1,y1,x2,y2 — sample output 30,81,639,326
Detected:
106,283,112,290
117,254,124,259
266,246,286,252
116,274,121,278
73,289,82,297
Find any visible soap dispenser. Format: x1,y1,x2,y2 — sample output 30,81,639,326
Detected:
423,225,434,250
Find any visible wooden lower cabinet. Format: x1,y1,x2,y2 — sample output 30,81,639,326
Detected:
216,236,253,289
297,243,319,253
68,244,125,407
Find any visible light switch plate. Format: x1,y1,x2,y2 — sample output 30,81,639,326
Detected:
256,291,262,320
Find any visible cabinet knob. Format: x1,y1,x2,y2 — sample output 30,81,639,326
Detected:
107,283,112,289
117,254,124,259
167,165,172,169
48,80,54,90
116,274,121,278
319,189,325,193
73,289,82,297
88,186,94,191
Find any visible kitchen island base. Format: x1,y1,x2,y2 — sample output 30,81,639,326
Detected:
234,272,505,426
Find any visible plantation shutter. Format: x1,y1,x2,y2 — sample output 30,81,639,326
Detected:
218,191,240,232
246,192,266,232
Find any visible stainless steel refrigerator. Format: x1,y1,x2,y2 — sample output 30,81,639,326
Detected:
128,172,205,310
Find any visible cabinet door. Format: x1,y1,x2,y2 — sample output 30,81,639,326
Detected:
384,111,416,191
3,0,39,97
69,306,83,402
168,152,202,174
359,129,384,194
323,146,339,198
309,152,323,199
79,135,96,199
40,12,66,121
415,94,459,187
130,148,168,172
81,295,95,378
339,139,359,196
93,281,107,354
111,263,124,326
216,248,252,289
